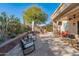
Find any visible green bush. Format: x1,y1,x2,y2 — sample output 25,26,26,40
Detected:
0,35,4,44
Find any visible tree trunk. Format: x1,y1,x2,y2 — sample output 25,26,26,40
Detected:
32,21,34,31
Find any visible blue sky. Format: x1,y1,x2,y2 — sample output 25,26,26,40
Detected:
0,3,60,24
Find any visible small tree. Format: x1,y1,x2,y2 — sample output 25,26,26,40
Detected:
45,23,53,32
23,6,48,31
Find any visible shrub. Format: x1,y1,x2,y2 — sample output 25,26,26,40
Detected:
0,35,4,44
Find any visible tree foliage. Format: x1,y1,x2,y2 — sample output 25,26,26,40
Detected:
0,12,29,44
45,23,53,32
23,6,48,24
0,12,21,38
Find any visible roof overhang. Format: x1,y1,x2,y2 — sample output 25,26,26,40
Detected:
52,3,79,21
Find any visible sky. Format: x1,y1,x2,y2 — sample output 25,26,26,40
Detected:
0,3,60,24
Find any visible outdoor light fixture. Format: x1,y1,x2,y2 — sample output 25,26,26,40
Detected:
73,14,76,19
73,23,75,25
69,18,72,21
69,14,76,21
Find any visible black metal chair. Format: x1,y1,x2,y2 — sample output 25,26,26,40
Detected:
67,34,75,39
20,37,35,55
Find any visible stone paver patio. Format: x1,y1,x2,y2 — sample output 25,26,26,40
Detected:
5,32,79,56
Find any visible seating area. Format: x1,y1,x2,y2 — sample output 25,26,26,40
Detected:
61,34,79,51
20,32,36,55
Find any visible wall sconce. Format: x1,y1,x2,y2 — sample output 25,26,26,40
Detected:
73,14,76,19
69,18,72,21
73,23,75,25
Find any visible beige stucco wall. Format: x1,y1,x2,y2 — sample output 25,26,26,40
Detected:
57,17,79,36
68,19,77,34
52,3,79,38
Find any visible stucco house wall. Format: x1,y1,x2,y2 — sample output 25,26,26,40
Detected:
52,3,79,38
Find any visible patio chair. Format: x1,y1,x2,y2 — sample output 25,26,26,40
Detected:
67,34,75,39
28,33,37,41
20,37,35,55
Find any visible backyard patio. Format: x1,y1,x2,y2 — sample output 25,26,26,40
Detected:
4,32,79,56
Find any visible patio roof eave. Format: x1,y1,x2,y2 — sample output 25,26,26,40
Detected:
52,4,79,22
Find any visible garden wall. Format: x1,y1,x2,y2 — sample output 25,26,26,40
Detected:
0,32,27,56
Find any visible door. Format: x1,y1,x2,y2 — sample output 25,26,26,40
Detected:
77,21,79,35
